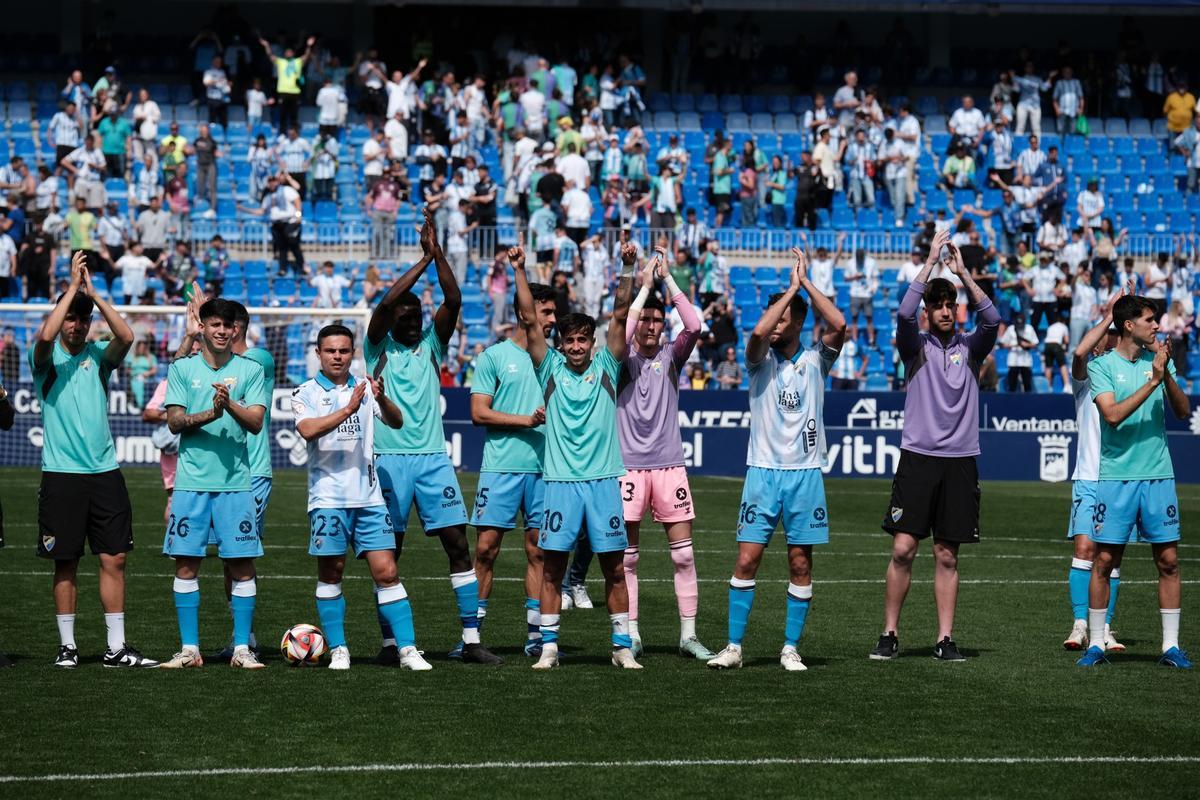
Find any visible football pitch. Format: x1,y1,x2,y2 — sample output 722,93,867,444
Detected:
0,467,1197,799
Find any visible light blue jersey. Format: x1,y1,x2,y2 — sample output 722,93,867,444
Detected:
365,326,447,455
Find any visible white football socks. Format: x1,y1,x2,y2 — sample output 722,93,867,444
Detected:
56,614,76,648
104,612,125,652
1161,608,1181,653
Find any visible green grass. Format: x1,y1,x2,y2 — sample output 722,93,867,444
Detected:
0,467,1197,798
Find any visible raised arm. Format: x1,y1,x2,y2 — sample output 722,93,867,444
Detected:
1072,280,1130,380
510,246,547,367
372,377,404,429
607,241,638,361
428,212,461,347
83,268,134,366
1093,344,1171,428
33,251,86,367
747,259,802,366
896,228,951,361
794,247,847,352
367,217,434,345
947,243,1000,358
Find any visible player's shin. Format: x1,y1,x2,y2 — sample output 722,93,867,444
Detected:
1068,558,1092,621
1107,568,1120,625
670,538,700,638
315,581,347,649
229,578,257,648
173,577,201,649
623,546,639,637
376,583,416,648
610,612,633,650
525,597,542,640
727,577,756,646
784,583,813,648
449,569,481,644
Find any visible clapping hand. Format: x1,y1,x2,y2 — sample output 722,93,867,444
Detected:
347,380,368,413
527,407,546,428
789,247,809,289
1152,338,1170,385
927,229,951,267
211,382,230,416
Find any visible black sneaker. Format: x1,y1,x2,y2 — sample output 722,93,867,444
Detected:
103,645,160,668
53,645,79,669
375,644,401,666
933,637,966,661
869,632,898,660
0,651,13,668
461,642,504,666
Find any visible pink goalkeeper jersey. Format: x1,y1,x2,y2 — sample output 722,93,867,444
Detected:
617,292,700,470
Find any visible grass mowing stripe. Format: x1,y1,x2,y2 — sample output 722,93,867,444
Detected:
3,755,1198,784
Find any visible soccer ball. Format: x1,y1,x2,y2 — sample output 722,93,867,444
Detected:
281,624,328,665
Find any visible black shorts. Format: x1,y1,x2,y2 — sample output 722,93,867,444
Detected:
37,470,134,560
881,450,980,544
1044,343,1067,368
712,192,732,213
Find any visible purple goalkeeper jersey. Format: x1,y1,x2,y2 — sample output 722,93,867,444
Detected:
617,291,700,470
896,279,1000,457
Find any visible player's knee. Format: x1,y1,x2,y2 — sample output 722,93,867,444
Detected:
474,544,499,571
734,553,761,578
669,546,694,570
1156,553,1180,578
372,563,399,586
934,548,958,571
1072,535,1096,561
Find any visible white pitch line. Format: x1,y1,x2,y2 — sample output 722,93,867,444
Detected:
0,570,1193,586
0,755,1197,784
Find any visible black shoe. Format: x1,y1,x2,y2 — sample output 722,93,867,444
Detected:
461,642,504,666
212,644,235,661
0,651,12,668
869,632,898,660
103,645,160,668
375,644,401,666
53,645,79,669
933,637,966,661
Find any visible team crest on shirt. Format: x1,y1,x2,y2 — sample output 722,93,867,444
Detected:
584,372,596,384
949,353,962,366
1143,370,1153,380
80,358,93,371
41,534,55,551
651,360,663,374
223,376,238,389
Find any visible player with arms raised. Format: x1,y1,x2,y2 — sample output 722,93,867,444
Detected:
707,248,845,672
511,242,640,670
619,245,715,660
295,324,430,670
1062,283,1130,652
872,229,1000,662
468,281,557,658
366,211,502,666
160,298,268,669
31,253,157,668
1077,295,1192,668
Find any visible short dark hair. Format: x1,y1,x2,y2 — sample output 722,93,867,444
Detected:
317,324,355,346
923,277,957,309
198,298,238,324
766,291,808,324
57,292,94,318
1112,295,1157,336
529,282,556,304
642,293,666,314
395,291,421,309
228,300,250,329
557,312,596,339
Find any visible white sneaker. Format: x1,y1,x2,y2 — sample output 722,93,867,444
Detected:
706,643,743,669
532,642,559,670
560,591,574,611
1104,624,1126,653
1063,620,1088,651
160,647,203,669
780,646,808,672
230,647,266,670
329,646,350,670
611,647,644,669
570,584,594,609
398,646,432,671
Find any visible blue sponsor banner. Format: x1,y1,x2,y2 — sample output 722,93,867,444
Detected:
4,386,1200,482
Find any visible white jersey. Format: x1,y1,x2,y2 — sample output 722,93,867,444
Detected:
1071,376,1100,482
746,345,838,470
292,374,386,511
809,258,835,296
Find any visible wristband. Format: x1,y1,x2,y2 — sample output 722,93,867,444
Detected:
629,285,651,315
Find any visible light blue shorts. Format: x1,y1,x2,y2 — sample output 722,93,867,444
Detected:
1091,479,1181,546
376,453,468,535
540,478,627,554
470,472,544,531
737,467,830,547
1067,480,1098,539
308,505,394,558
208,476,272,547
165,490,263,559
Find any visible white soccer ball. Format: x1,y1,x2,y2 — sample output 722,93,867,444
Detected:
281,623,328,665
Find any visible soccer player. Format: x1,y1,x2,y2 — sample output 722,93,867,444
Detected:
871,229,999,662
510,243,640,670
707,248,845,672
469,281,558,658
159,297,269,669
366,211,502,666
31,252,158,668
619,246,716,660
1063,284,1130,652
296,324,431,671
1077,295,1192,668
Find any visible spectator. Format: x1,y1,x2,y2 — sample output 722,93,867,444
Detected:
811,127,839,202
1075,177,1104,230
1161,300,1193,391
940,144,976,190
519,78,547,141
315,76,346,138
978,352,999,392
1000,312,1038,392
1052,65,1085,137
1112,51,1136,120
202,55,231,127
1042,313,1070,390
164,161,190,238
135,194,171,263
844,127,876,208
1061,226,1090,270
18,220,55,299
833,71,861,131
879,128,907,228
1013,61,1054,136
469,163,498,239
579,234,608,318
802,92,835,148
309,260,356,309
159,121,191,181
1025,252,1067,330
895,103,922,205
791,151,820,230
445,199,474,284
361,127,387,193
1068,265,1098,348
61,69,91,128
581,109,607,186
0,329,19,387
311,131,339,202
1163,80,1196,147
989,117,1015,186
62,132,107,210
709,137,734,227
161,240,197,300
556,142,590,192
1173,113,1200,193
0,228,15,298
562,179,593,243
765,155,789,228
245,77,268,132
247,133,275,202
96,200,130,280
686,362,710,390
193,123,220,212
482,247,510,333
97,107,131,179
656,132,688,175
44,101,82,173
1034,146,1068,220
714,345,742,389
203,234,229,293
676,206,709,261
239,173,305,277
1015,134,1046,181
414,129,447,199
737,155,758,227
364,166,402,258
947,95,987,157
278,126,313,201
354,48,388,130
66,195,99,268
127,340,156,408
843,248,880,346
696,239,727,306
1144,251,1170,317
1036,210,1068,255
829,327,867,390
991,70,1017,121
448,111,472,173
259,35,316,132
115,240,157,305
1115,256,1144,295
94,66,131,115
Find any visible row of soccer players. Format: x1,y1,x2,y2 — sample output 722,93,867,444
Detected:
16,218,1189,671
